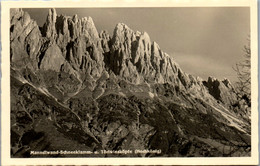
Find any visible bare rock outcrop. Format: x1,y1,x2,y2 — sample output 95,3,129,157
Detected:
106,22,211,100
10,8,237,105
99,30,111,53
40,9,105,78
10,8,251,158
10,8,204,92
39,43,65,72
10,8,42,69
203,77,238,106
42,8,57,39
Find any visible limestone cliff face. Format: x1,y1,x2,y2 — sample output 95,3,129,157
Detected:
39,43,65,72
10,8,42,69
10,8,241,107
41,9,105,78
42,8,57,39
107,23,211,101
203,77,239,106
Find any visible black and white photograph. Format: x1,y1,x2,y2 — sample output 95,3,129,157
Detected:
1,0,258,165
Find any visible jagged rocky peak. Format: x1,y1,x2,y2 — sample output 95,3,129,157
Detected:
42,8,100,44
100,30,110,40
111,23,150,47
222,78,233,88
81,16,99,39
204,76,233,90
39,8,104,77
203,76,238,106
114,22,132,33
10,8,42,69
10,8,22,17
139,31,151,42
111,23,136,51
42,8,57,38
10,8,30,28
55,14,69,35
132,31,151,63
10,8,204,93
107,22,184,85
10,8,238,103
49,8,57,21
99,30,111,53
10,8,39,41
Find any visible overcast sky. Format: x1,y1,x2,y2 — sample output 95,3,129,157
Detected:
23,7,250,83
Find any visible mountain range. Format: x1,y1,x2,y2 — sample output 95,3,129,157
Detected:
10,8,251,157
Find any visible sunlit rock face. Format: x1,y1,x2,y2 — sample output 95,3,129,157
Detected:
10,8,42,69
10,8,251,158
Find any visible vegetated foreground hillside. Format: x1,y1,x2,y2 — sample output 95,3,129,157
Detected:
10,8,251,157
